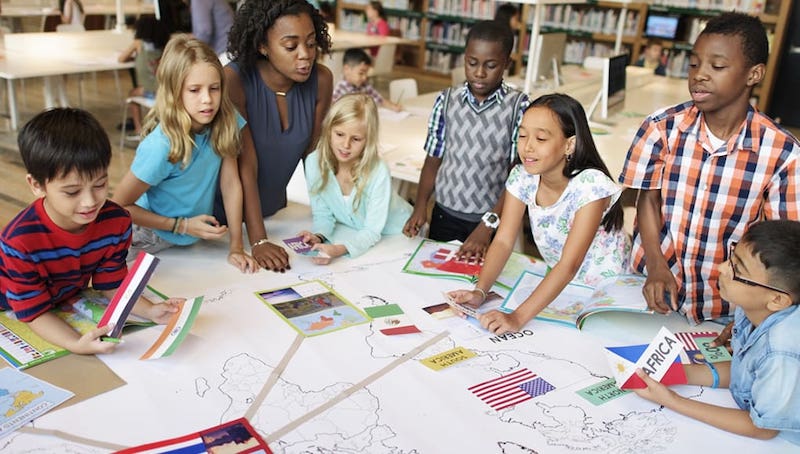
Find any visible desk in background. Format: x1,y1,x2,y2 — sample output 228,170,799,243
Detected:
0,29,134,130
3,202,793,452
376,67,690,186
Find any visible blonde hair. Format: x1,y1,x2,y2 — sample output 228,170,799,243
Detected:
142,34,240,166
314,94,380,211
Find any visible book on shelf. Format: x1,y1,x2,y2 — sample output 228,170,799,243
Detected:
499,271,653,329
401,239,547,292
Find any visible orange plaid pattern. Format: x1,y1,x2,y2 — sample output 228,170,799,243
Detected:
620,102,800,324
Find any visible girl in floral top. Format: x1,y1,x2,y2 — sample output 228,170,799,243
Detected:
449,93,630,334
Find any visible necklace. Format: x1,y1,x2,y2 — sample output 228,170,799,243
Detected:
275,91,287,97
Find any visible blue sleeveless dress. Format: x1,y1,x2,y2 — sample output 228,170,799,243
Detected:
214,62,318,221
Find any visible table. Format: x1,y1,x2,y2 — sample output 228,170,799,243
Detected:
0,29,134,130
3,202,794,452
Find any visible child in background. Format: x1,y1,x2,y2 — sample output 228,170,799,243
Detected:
365,1,389,57
332,48,402,112
298,94,412,264
619,12,800,326
449,94,629,335
633,220,800,445
403,20,529,261
42,0,86,108
0,108,180,354
494,3,521,32
118,16,171,139
112,35,257,273
633,40,667,76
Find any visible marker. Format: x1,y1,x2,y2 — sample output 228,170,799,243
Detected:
101,336,122,344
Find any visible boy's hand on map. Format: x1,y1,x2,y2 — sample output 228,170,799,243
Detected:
143,298,182,324
709,321,733,353
458,226,491,261
478,310,523,335
76,323,118,355
631,368,679,407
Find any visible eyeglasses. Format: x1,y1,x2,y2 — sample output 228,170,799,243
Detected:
728,242,789,295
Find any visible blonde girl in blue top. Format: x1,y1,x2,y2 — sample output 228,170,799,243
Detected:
299,94,412,264
113,35,257,273
449,93,630,334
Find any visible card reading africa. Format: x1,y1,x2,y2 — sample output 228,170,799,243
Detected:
255,281,370,337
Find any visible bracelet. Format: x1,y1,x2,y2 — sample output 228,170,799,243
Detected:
473,287,487,303
315,233,328,243
171,217,180,234
180,217,188,235
251,238,270,249
704,361,719,389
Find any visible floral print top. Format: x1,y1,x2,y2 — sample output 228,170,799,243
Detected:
506,165,631,287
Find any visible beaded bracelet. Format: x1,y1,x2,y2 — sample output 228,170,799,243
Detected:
171,217,180,234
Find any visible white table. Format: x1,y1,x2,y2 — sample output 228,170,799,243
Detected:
0,29,134,130
3,202,793,452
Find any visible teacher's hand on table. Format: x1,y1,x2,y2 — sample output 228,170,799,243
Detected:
252,241,290,272
641,263,679,314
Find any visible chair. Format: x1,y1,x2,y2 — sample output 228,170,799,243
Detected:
389,78,418,104
369,44,397,79
119,96,156,150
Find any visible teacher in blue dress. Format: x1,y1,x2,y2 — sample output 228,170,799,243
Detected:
220,0,333,272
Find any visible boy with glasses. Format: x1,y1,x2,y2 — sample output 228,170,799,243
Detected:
632,220,800,445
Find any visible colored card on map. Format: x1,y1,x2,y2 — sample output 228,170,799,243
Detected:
420,346,476,371
118,418,272,453
576,378,630,405
364,304,420,335
0,368,74,438
256,281,370,337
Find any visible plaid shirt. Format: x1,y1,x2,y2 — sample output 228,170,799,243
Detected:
332,79,383,105
620,101,800,324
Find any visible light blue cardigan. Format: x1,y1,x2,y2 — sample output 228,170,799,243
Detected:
305,151,412,257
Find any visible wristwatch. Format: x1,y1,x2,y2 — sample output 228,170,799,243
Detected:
481,212,500,229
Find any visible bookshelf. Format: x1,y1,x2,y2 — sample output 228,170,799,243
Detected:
644,0,791,111
334,0,792,110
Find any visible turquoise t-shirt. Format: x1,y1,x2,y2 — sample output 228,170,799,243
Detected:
132,115,245,245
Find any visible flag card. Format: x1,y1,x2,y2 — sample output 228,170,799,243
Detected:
97,251,160,339
117,418,271,453
140,296,203,360
283,235,315,255
605,327,687,390
674,331,730,364
363,304,421,335
468,368,540,411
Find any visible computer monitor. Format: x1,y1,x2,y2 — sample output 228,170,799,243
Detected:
587,53,627,123
645,13,680,40
532,32,567,86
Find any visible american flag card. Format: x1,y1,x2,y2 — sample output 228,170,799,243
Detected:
468,368,543,411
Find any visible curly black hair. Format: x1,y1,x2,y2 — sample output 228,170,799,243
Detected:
227,0,331,72
700,12,768,67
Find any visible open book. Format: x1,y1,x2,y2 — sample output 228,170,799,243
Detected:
0,288,158,369
402,239,548,291
500,271,652,329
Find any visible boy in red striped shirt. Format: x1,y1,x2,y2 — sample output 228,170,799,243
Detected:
0,108,179,354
